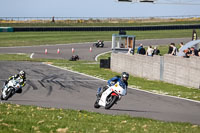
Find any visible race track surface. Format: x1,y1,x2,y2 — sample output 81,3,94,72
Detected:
0,61,200,125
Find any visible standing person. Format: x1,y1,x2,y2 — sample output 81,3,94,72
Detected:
198,49,200,56
153,46,160,55
171,43,178,56
146,46,154,56
127,46,134,54
137,44,143,54
139,45,146,55
52,16,55,23
190,47,199,56
179,42,184,51
168,43,173,54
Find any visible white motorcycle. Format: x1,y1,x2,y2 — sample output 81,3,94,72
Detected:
94,82,127,109
1,79,22,100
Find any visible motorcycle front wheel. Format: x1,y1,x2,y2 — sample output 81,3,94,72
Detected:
0,94,4,100
94,99,100,109
105,95,118,109
2,87,14,100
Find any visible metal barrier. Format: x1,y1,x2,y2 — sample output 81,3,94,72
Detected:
13,24,200,32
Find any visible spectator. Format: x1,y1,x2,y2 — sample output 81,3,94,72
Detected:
127,46,133,54
168,43,173,54
179,42,184,51
120,43,125,48
137,44,143,54
198,49,200,56
190,47,199,56
153,46,160,55
52,16,55,23
171,43,178,56
146,45,154,56
139,45,146,55
183,49,190,58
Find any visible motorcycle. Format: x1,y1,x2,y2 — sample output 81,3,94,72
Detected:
1,79,22,100
93,41,104,48
94,82,127,109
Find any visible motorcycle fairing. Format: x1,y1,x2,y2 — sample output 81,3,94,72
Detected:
98,82,126,107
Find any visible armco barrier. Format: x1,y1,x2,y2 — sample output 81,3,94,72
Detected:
13,24,200,32
111,53,200,89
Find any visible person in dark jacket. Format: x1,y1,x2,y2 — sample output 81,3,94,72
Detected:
138,45,146,55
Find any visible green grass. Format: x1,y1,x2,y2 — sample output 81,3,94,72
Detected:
0,29,198,47
0,103,200,133
1,20,200,27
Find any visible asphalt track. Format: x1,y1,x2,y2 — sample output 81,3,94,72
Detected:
1,38,200,125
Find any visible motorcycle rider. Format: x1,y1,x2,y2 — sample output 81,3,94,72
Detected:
94,40,104,47
4,70,26,93
97,72,129,97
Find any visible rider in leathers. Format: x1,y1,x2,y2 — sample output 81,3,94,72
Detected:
97,72,129,97
4,70,26,93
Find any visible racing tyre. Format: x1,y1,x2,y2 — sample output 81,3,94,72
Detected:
105,95,118,109
3,87,13,100
1,94,4,100
94,99,100,109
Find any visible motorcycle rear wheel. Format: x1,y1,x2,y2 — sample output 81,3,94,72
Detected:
105,95,118,109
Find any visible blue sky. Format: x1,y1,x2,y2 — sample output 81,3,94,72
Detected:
1,0,200,17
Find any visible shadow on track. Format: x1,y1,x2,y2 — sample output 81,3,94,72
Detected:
109,108,158,113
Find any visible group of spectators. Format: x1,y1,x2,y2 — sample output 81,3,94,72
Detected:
136,44,160,56
135,42,200,58
168,42,200,58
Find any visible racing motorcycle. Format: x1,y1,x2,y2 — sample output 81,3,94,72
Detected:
93,40,104,48
1,79,22,100
94,82,127,109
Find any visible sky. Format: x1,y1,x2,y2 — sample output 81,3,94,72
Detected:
1,0,200,18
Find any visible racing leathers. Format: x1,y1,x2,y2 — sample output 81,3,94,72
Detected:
97,76,128,97
5,74,26,93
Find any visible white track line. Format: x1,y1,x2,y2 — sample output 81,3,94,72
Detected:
95,51,112,61
44,63,200,104
30,53,34,59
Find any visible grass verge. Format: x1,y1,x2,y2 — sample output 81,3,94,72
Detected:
0,103,200,133
0,29,198,47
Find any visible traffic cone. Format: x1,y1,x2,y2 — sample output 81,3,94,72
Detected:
45,49,48,54
57,48,60,54
72,48,75,53
89,47,92,52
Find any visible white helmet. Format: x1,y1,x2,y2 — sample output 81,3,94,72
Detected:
19,70,26,77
